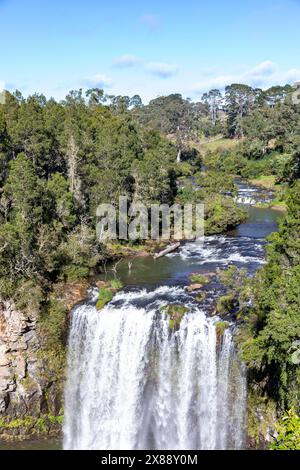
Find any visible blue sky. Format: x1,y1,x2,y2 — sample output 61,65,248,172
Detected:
0,0,300,102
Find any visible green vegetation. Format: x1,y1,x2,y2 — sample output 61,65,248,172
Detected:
0,413,63,436
109,278,123,290
213,183,300,430
216,293,237,316
270,408,300,450
0,90,179,364
195,292,207,303
247,391,277,448
215,321,230,337
249,175,277,189
96,279,123,310
161,305,189,332
176,170,246,235
235,183,300,409
199,138,239,154
189,273,210,285
96,288,114,310
0,89,179,301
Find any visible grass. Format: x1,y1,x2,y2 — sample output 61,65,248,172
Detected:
256,199,287,211
198,138,239,154
249,175,277,190
96,288,114,310
270,199,287,211
249,175,287,210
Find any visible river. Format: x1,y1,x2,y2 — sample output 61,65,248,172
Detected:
0,182,283,450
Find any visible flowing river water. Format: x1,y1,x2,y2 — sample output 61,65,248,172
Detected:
0,182,282,450
62,182,282,451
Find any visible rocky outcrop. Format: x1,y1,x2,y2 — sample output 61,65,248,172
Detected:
0,298,62,438
0,299,43,419
0,281,89,439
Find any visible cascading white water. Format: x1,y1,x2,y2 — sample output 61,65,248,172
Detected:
63,287,246,450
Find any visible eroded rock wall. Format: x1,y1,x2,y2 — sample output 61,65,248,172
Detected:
0,299,42,416
0,298,62,438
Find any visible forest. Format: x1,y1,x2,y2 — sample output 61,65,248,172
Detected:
0,81,300,449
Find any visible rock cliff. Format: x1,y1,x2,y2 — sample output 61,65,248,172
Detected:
0,281,88,439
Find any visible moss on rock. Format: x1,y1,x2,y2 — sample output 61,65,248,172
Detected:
215,321,230,338
96,279,123,310
195,292,207,303
247,390,277,449
0,412,64,440
96,288,114,310
189,273,210,285
161,305,189,332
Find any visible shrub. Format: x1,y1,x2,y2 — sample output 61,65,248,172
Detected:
96,288,114,310
270,408,300,450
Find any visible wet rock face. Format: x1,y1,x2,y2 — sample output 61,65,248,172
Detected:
0,299,43,421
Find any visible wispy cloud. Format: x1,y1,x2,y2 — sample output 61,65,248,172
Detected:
147,62,179,79
112,54,179,79
192,61,300,93
81,74,112,89
140,13,160,31
113,55,143,68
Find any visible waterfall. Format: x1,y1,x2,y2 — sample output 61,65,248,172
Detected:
63,287,246,450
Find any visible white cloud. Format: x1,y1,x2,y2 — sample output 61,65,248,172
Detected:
284,68,300,83
81,74,112,89
147,62,179,79
192,61,300,93
113,55,143,68
243,61,278,87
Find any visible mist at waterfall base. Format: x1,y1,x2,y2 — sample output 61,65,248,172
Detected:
63,286,246,450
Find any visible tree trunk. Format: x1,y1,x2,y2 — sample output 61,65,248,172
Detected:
153,242,181,259
177,149,182,163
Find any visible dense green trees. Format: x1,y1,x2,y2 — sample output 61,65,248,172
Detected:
0,89,178,303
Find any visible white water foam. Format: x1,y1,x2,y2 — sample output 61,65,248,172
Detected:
63,287,247,450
